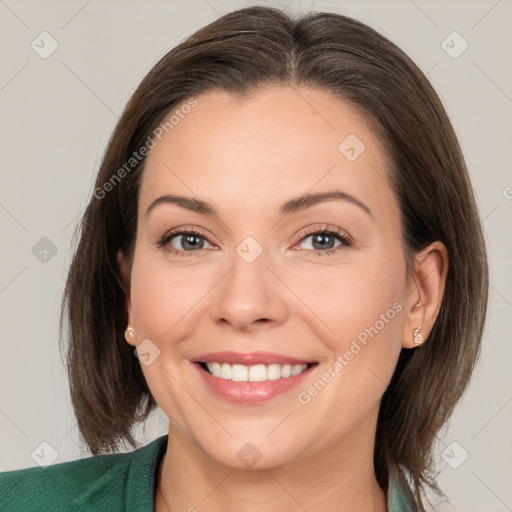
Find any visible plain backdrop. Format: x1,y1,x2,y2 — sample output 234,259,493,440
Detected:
0,1,511,511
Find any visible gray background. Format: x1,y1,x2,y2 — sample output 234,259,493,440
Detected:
0,1,511,510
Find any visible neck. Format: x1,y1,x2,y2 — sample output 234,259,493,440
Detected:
155,407,387,512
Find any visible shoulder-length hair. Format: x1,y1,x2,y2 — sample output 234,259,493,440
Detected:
60,6,488,510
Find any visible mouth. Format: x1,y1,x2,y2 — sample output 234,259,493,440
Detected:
190,351,319,402
196,361,318,382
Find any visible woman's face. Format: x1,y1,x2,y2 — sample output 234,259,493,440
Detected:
120,86,417,469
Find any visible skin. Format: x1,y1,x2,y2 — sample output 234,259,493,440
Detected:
118,86,448,512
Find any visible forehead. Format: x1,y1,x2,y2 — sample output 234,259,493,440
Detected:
139,86,397,224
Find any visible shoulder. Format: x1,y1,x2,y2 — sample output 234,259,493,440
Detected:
0,435,168,512
0,451,129,511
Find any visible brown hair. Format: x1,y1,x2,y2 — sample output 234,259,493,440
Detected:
59,6,488,510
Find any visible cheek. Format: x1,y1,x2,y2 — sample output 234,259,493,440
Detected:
333,283,404,381
128,251,214,426
290,254,405,435
287,251,406,351
336,268,403,351
129,251,212,342
289,249,406,410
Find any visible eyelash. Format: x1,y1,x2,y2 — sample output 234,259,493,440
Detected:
155,225,352,257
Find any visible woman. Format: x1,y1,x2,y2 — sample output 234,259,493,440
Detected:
0,6,488,511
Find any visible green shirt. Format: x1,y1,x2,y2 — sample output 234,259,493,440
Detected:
0,435,416,511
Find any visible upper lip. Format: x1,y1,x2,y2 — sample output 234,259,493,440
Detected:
191,351,316,366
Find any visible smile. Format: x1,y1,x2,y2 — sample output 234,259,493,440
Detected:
198,362,314,382
191,351,319,402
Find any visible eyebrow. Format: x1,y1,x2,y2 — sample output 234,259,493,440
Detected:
145,190,372,219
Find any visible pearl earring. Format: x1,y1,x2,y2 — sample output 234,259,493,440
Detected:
125,326,135,341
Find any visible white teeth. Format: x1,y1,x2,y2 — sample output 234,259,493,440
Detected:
281,365,292,378
291,365,305,376
220,363,231,380
231,364,248,382
267,364,282,380
203,362,309,381
249,364,267,382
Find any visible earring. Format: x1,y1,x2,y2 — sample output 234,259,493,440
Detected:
125,326,135,341
413,325,423,345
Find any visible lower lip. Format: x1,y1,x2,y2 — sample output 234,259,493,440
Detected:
193,363,317,403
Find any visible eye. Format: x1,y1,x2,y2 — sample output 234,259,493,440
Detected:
295,226,352,256
156,228,215,256
155,225,352,257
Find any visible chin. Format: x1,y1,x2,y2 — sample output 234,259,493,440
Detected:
194,431,304,472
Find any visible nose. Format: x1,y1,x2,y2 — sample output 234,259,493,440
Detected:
209,246,288,332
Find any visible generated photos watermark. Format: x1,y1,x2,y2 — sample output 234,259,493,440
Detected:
297,301,403,405
94,97,198,200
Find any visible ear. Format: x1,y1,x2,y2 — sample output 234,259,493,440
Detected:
402,241,449,349
117,250,135,347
